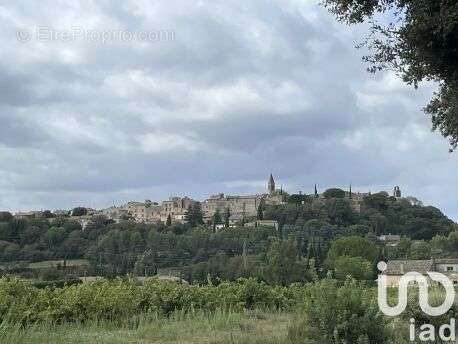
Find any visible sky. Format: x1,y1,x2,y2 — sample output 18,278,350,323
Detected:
1,0,457,220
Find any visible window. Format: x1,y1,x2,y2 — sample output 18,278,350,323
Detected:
447,266,454,272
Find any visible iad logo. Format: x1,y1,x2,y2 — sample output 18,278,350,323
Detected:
377,261,455,317
377,261,456,342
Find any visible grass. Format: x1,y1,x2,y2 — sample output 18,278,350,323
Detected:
0,310,293,344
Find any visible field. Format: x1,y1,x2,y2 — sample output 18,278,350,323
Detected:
0,276,443,343
0,311,292,344
0,259,89,270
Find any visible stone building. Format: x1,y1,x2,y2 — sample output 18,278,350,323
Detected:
14,211,44,220
107,197,197,224
202,193,263,223
160,196,196,223
202,174,285,223
124,201,158,222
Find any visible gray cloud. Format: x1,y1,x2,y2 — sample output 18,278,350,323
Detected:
0,0,457,220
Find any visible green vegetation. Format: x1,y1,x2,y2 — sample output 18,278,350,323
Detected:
0,277,302,325
322,188,346,199
0,191,456,342
0,311,291,344
0,192,455,285
0,277,454,343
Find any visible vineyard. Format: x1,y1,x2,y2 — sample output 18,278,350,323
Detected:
0,276,448,343
0,277,303,326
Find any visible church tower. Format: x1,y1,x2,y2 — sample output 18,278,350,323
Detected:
268,174,275,195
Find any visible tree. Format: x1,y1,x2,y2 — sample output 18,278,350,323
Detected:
327,236,379,268
0,212,13,222
71,207,87,217
448,230,458,252
367,211,388,235
324,198,355,226
185,203,204,228
288,194,309,205
134,249,158,276
409,240,431,260
323,188,346,199
265,238,308,285
322,0,458,150
363,192,390,211
166,214,172,227
223,207,231,228
212,209,222,230
257,199,265,220
430,234,448,255
333,256,373,280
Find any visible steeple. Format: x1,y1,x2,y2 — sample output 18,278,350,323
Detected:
314,184,318,198
268,174,275,194
349,184,352,199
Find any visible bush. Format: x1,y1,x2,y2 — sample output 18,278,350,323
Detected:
288,278,389,344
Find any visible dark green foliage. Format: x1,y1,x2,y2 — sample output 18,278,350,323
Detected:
361,193,453,239
0,212,13,222
327,236,379,266
224,207,231,228
71,207,87,217
212,208,222,229
323,188,345,199
257,198,265,220
332,256,373,280
324,198,356,225
287,194,310,205
322,0,458,150
326,236,380,279
185,203,204,228
265,238,312,285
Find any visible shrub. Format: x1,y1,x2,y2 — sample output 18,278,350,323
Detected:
288,278,389,344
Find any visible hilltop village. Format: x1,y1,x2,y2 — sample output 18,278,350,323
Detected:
13,175,403,229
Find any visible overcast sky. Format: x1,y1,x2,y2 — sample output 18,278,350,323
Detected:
1,0,457,220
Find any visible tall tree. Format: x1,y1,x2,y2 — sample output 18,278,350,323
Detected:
212,209,222,230
185,203,204,228
323,0,458,150
223,207,231,228
257,198,265,220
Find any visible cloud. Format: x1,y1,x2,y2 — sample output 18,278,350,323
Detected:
0,0,456,220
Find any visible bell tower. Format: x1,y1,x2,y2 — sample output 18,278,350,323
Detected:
268,174,275,195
